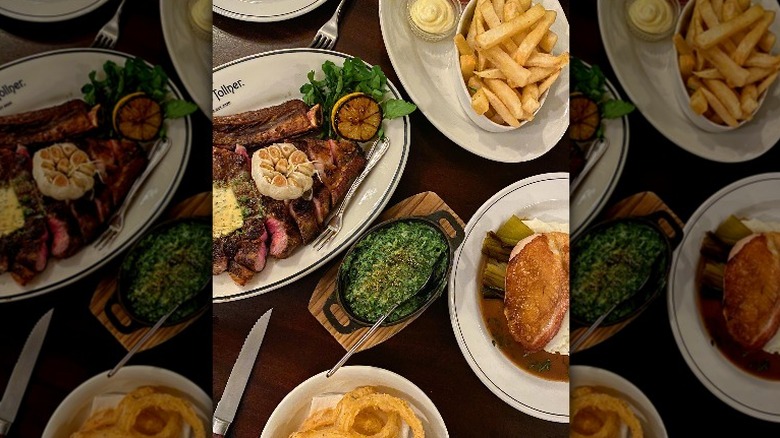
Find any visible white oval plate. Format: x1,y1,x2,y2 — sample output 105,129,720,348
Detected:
212,48,409,302
571,63,629,239
570,365,668,438
379,0,569,163
596,0,780,163
448,172,569,422
0,49,191,303
161,0,212,118
42,365,211,437
213,0,328,22
260,365,448,437
0,0,107,22
668,172,780,422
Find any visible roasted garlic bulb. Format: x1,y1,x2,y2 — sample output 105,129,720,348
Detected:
32,142,96,201
251,142,315,201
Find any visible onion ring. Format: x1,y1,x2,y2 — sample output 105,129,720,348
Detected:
571,386,643,438
71,386,206,438
291,386,425,438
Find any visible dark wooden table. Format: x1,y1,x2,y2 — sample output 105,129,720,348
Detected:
572,0,780,435
212,1,570,437
0,1,212,437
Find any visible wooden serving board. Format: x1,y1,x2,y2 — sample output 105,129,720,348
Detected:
571,191,684,353
309,191,465,352
89,192,212,352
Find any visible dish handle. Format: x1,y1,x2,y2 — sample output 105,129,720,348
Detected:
104,292,142,334
323,291,364,335
645,210,683,250
423,210,465,250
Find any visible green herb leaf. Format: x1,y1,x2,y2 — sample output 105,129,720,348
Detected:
299,56,416,139
164,100,199,119
601,99,635,119
382,99,417,119
81,57,197,139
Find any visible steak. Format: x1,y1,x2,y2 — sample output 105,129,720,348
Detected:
211,101,370,286
0,147,49,285
212,146,269,284
0,100,99,147
213,100,322,149
44,139,148,259
723,232,780,350
292,138,367,206
504,232,570,352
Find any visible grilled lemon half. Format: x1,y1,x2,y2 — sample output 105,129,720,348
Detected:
331,92,382,142
112,92,163,141
569,94,600,142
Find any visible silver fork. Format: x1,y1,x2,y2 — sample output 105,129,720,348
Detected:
93,137,171,250
91,0,127,49
312,136,391,251
309,0,351,50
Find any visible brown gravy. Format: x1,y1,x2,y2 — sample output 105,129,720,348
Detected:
696,261,780,381
479,296,569,382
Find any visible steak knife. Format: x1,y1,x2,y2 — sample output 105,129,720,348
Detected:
0,308,53,437
213,308,273,437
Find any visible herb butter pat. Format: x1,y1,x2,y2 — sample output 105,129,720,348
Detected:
0,187,24,236
212,185,243,238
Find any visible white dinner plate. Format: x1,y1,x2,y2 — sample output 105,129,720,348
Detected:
379,0,570,163
0,0,108,22
161,0,212,118
448,172,569,422
0,49,190,303
571,63,630,239
260,366,449,437
668,172,780,422
570,365,668,437
42,365,211,437
213,0,328,22
597,0,780,163
212,48,409,302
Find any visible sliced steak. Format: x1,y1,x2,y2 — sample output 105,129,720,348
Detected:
41,138,147,258
212,146,269,282
263,197,302,259
0,147,49,285
293,138,367,206
287,197,320,244
213,100,322,148
0,100,99,147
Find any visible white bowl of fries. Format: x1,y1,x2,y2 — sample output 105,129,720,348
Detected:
672,0,778,132
452,0,569,132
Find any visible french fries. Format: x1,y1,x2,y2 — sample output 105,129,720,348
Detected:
456,0,568,128
675,0,779,127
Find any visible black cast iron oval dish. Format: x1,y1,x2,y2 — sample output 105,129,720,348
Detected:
106,216,212,333
571,210,683,327
324,211,464,334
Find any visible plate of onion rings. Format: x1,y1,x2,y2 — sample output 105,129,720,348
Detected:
570,365,667,438
261,366,448,437
42,365,211,438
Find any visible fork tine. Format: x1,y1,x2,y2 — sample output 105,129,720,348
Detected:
312,228,332,249
310,35,322,48
93,230,115,250
314,229,336,251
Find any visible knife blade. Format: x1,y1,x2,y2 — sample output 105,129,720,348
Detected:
0,308,53,436
213,308,273,437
